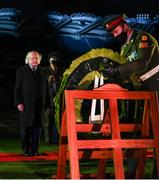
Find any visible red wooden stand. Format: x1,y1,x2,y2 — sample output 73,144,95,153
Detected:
56,84,159,179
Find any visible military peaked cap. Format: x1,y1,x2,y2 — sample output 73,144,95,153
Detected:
103,14,127,31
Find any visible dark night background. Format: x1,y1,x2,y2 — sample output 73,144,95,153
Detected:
0,0,158,138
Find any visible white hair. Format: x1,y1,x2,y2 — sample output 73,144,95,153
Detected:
25,51,42,64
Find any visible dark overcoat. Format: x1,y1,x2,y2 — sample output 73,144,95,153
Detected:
15,65,48,128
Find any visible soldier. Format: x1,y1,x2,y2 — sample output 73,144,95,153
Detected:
44,52,62,144
102,14,159,92
102,14,159,177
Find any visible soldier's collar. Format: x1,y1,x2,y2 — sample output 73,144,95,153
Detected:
126,30,134,43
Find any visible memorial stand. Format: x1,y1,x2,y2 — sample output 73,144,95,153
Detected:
56,84,159,179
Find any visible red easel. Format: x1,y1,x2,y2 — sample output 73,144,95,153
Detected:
56,84,159,179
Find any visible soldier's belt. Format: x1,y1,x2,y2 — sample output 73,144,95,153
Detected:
140,65,159,81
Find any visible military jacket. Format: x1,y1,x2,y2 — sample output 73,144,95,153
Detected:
120,30,157,64
118,30,159,90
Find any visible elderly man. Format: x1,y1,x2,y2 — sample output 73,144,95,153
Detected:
15,51,48,156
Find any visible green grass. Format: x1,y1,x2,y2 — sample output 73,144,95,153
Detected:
0,161,57,179
0,138,58,153
0,159,154,179
0,107,156,179
0,137,155,179
0,137,58,179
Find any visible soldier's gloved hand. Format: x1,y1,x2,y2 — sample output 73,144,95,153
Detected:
100,64,119,78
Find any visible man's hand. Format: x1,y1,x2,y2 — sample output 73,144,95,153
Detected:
17,104,24,112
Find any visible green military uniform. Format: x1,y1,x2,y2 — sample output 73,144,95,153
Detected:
103,14,159,91
117,30,159,177
103,14,159,177
118,30,159,90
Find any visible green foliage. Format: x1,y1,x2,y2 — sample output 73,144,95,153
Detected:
54,48,126,132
